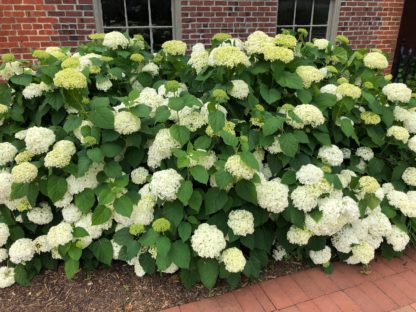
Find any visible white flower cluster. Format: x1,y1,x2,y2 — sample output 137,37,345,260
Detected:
147,128,180,169
131,167,149,185
224,155,256,180
227,209,255,236
228,80,250,99
46,222,73,248
27,203,53,225
296,164,324,185
309,246,331,265
44,140,76,168
318,145,344,166
134,87,166,116
66,163,103,195
221,248,246,273
114,111,141,135
103,31,129,50
0,142,17,166
296,66,325,88
382,83,412,103
149,169,183,202
288,104,325,129
191,223,226,258
363,52,388,70
24,126,56,155
188,43,209,74
256,178,289,213
9,238,35,264
11,161,38,184
22,82,50,99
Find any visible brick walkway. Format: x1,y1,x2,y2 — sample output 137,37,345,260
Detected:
162,249,416,312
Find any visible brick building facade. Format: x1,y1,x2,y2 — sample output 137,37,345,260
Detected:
0,0,408,62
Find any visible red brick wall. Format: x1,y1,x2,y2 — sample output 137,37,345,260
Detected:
180,0,278,45
337,0,405,57
0,0,95,60
0,0,406,62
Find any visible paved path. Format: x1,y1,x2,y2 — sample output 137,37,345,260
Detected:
162,248,416,312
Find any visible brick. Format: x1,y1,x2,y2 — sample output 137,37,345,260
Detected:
328,291,361,312
195,298,221,312
356,281,398,311
291,271,325,300
214,293,243,312
179,302,200,312
233,286,265,312
304,268,340,294
248,284,275,312
296,300,320,312
261,279,294,310
375,277,413,306
343,286,381,312
311,295,341,312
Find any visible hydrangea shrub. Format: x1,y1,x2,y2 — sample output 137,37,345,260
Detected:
0,30,415,289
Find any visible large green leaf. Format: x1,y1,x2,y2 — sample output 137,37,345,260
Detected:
170,241,191,269
263,116,284,136
208,110,225,132
279,133,299,157
170,125,190,145
92,205,112,225
89,106,114,129
90,238,113,265
74,189,95,214
197,259,219,289
235,180,257,204
275,71,304,89
114,195,133,217
260,84,281,104
47,176,67,202
204,188,228,215
190,165,209,184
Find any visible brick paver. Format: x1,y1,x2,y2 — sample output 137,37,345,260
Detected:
162,248,416,312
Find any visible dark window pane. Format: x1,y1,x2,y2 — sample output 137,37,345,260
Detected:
296,0,313,25
127,0,149,26
151,0,172,26
153,28,173,51
311,26,328,39
104,27,126,33
277,0,295,26
313,0,330,25
101,0,125,27
129,28,151,44
277,26,295,35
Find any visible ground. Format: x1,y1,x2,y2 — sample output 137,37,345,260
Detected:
0,260,305,312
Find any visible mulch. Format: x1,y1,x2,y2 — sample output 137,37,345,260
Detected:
0,260,306,312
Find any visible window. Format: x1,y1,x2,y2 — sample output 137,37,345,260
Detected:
277,0,341,41
94,0,181,51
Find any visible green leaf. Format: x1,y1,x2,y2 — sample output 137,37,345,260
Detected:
313,93,337,108
63,115,82,133
64,259,79,279
197,259,219,289
10,74,32,86
333,46,348,63
281,170,297,185
220,131,238,147
14,264,30,286
263,116,284,136
170,125,190,145
190,165,209,184
208,110,225,132
130,104,151,118
87,148,104,162
204,188,228,215
340,118,355,138
177,180,193,205
68,245,82,261
276,71,304,89
114,196,133,217
163,201,184,227
154,106,171,123
104,161,123,178
170,241,191,269
283,205,305,227
73,227,89,238
92,205,112,225
313,131,331,146
101,143,123,158
235,180,257,204
168,97,185,111
0,84,12,104
90,238,113,265
47,176,67,202
279,133,299,157
194,136,212,150
240,151,260,170
178,222,192,242
89,106,114,129
260,85,281,104
74,189,95,214
297,89,312,103
189,190,203,212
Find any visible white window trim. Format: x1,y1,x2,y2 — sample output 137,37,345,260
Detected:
92,0,181,49
277,0,341,40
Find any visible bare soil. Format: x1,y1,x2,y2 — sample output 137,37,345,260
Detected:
0,260,306,312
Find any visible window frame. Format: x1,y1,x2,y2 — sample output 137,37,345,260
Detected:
93,0,182,50
276,0,342,41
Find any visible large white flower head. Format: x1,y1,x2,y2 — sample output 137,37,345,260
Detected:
33,235,51,254
309,246,331,265
408,136,416,153
265,136,282,154
287,104,325,129
262,46,294,63
244,31,274,55
62,204,82,223
96,77,112,92
313,38,329,50
188,44,209,74
287,226,313,246
336,83,362,99
290,185,320,212
227,209,255,236
402,167,416,186
363,52,388,69
134,87,166,116
149,169,183,202
24,126,56,155
11,162,38,184
27,203,53,225
44,140,76,168
66,163,103,195
296,66,325,88
130,194,156,226
162,40,187,56
188,150,217,170
356,147,374,161
346,242,375,265
147,128,180,169
0,267,15,288
102,31,129,49
141,62,159,77
9,238,35,264
387,126,410,143
208,46,250,68
275,33,297,48
22,82,50,99
221,247,246,273
256,178,289,213
0,223,10,247
296,164,324,185
0,142,17,166
382,83,412,103
400,192,416,217
320,84,342,101
191,223,226,258
114,111,141,135
47,222,73,248
404,113,416,134
176,106,207,132
224,154,257,180
131,167,149,185
228,80,249,100
318,145,344,166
